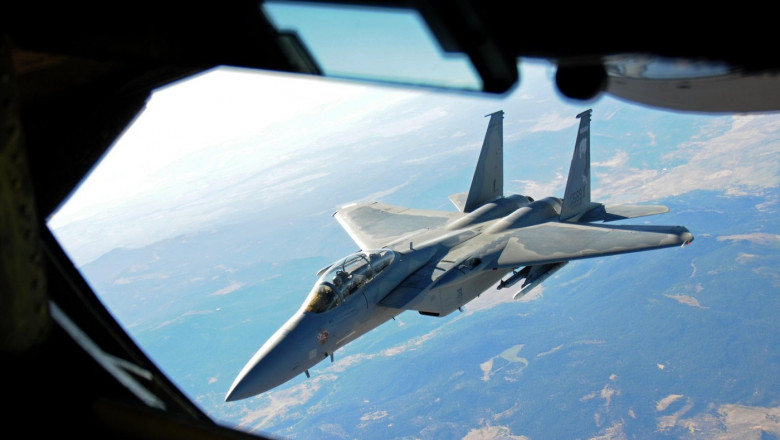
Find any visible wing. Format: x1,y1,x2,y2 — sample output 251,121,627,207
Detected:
334,202,457,250
496,222,693,267
579,204,670,222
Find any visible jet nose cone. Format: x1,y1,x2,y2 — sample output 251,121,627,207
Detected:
225,315,310,402
224,362,268,402
224,377,255,402
225,336,289,401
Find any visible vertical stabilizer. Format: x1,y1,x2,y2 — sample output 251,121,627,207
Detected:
462,110,504,213
560,109,597,222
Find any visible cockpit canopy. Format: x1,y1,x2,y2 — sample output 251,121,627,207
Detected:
304,249,396,314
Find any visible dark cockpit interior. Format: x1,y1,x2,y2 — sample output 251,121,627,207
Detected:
305,250,395,313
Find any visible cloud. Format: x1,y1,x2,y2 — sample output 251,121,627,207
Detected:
461,425,529,440
600,384,617,409
323,352,374,373
516,285,544,302
736,252,760,264
714,404,780,438
236,373,338,429
343,181,410,205
664,294,708,309
151,309,212,331
584,114,780,204
536,344,563,358
47,70,430,264
379,327,442,356
208,281,244,296
656,394,684,411
592,151,630,169
529,111,580,133
375,106,449,138
462,284,518,315
325,325,445,374
114,273,169,285
756,195,778,212
638,114,780,201
478,345,528,383
479,358,494,382
559,261,602,287
513,173,565,199
360,410,388,422
656,396,695,431
592,168,662,203
718,233,780,245
589,421,627,440
655,402,780,438
402,144,473,165
646,131,657,146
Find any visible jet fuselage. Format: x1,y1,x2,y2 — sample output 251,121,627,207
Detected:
225,109,693,401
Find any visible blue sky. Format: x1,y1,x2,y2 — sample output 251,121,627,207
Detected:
263,1,481,89
47,59,780,267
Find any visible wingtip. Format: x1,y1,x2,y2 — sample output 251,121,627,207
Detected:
681,232,695,247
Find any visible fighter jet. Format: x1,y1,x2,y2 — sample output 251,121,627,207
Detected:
225,109,693,401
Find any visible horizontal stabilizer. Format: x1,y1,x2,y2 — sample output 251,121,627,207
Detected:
448,192,468,211
496,222,694,268
579,204,670,223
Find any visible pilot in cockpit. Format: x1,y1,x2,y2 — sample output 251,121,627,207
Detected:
333,270,348,289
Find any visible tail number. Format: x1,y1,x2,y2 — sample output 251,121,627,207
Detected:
569,185,584,208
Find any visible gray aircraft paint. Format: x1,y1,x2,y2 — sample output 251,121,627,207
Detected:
225,109,693,401
560,109,596,222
